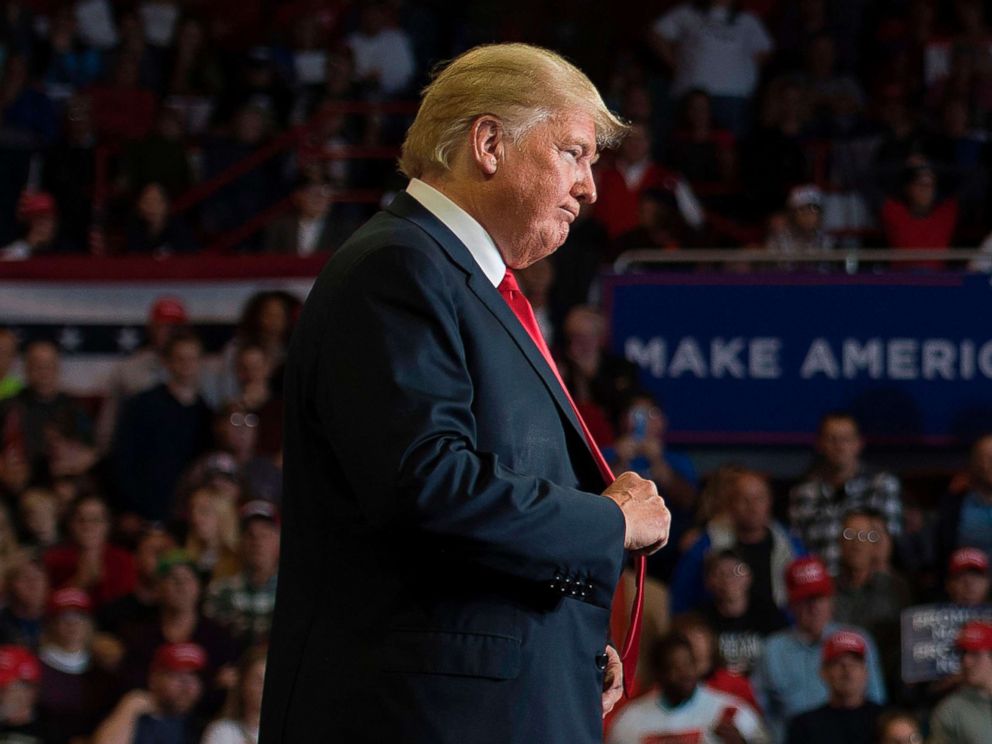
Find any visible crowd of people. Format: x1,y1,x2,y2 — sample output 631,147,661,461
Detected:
4,0,992,267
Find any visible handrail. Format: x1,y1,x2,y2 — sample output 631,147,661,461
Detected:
613,248,989,272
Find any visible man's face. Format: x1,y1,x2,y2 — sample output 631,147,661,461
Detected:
793,594,833,637
159,565,200,611
243,520,280,574
659,645,698,702
24,343,59,398
151,669,202,715
821,654,867,703
488,112,598,269
728,474,771,535
959,648,992,689
948,571,990,606
71,499,109,551
165,340,201,388
10,563,48,613
817,418,862,472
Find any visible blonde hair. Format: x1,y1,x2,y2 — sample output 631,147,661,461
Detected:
399,43,629,178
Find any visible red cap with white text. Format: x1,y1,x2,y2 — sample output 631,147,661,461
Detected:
822,630,866,665
786,556,834,603
949,547,989,576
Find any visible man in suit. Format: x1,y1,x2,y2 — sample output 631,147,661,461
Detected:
260,43,671,743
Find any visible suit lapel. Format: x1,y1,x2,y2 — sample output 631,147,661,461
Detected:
385,192,589,451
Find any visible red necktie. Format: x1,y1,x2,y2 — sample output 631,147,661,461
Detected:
498,269,645,697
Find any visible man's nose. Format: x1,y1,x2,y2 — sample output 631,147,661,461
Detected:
573,161,596,204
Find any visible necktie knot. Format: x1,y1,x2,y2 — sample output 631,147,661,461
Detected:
498,269,520,297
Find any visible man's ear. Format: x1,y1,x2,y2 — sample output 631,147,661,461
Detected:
469,115,504,176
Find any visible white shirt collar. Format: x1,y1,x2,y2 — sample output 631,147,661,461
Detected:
405,178,506,287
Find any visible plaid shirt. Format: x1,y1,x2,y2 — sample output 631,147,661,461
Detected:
204,572,278,645
788,468,902,575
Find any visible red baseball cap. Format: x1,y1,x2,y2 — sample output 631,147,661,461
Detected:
949,548,989,576
47,587,93,616
956,621,992,653
786,556,834,603
0,646,41,686
152,643,207,673
822,630,867,665
149,297,188,326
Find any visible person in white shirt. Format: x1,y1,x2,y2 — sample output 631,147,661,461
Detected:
609,631,769,744
346,3,416,96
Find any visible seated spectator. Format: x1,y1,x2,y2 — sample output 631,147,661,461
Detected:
666,90,736,188
752,557,886,742
607,632,769,744
0,338,96,485
125,181,197,255
37,587,118,739
204,501,279,646
113,330,213,522
556,306,639,445
789,412,902,575
0,191,66,260
880,162,959,271
672,468,804,613
95,296,189,454
672,611,761,712
928,621,992,744
700,549,788,676
345,3,416,97
97,525,174,635
765,184,835,261
183,487,240,585
0,558,49,649
201,645,266,744
785,630,883,744
115,550,241,705
93,642,208,744
945,547,991,607
17,487,61,553
43,494,136,608
0,645,61,742
937,434,992,570
0,328,21,401
263,177,347,256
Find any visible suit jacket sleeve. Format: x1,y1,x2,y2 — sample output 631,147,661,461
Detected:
315,241,626,607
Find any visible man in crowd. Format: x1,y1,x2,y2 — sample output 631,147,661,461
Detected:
0,559,49,650
0,644,60,742
937,434,992,569
92,642,207,744
945,547,991,607
113,330,213,522
752,556,885,742
928,621,992,744
785,631,882,744
673,468,805,613
608,632,769,744
261,43,671,743
205,500,279,645
97,526,175,634
789,412,902,575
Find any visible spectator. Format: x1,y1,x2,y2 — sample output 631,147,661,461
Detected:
17,487,60,553
262,178,345,256
125,181,197,255
183,487,240,585
876,710,923,744
614,187,695,257
345,2,416,97
92,642,207,744
224,344,272,413
43,494,136,608
672,468,805,613
607,632,769,744
651,0,773,136
945,547,990,607
0,339,96,484
700,549,788,676
880,162,959,271
36,7,104,102
204,501,279,646
666,89,736,189
113,330,213,522
97,525,174,635
785,630,883,744
928,621,992,744
120,107,194,199
766,184,835,261
752,556,886,742
213,48,292,130
0,558,49,649
201,645,266,744
789,412,903,575
936,434,992,568
0,644,60,742
37,587,117,740
1,191,63,260
95,296,189,455
799,33,866,133
0,328,21,401
165,17,224,101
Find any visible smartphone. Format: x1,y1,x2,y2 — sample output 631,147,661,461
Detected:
631,409,648,441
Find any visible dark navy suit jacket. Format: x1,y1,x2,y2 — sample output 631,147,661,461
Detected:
259,191,627,743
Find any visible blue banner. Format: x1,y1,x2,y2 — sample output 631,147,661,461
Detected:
603,273,992,445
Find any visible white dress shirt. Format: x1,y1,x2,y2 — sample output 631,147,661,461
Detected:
405,178,505,288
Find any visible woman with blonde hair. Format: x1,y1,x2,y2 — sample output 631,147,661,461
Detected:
202,645,267,744
184,487,240,584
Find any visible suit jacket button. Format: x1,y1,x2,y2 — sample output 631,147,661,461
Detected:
595,653,608,671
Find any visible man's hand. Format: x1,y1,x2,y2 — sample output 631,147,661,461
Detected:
603,471,671,555
601,645,623,718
